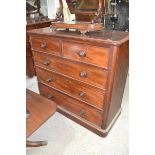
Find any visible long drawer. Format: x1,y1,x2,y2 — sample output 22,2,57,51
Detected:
39,83,103,126
36,67,105,110
30,36,61,56
63,41,110,68
33,52,108,89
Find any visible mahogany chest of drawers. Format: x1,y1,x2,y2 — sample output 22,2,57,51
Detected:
28,27,129,137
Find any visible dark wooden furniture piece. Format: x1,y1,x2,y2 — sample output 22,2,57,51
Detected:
66,0,105,23
66,0,129,31
51,21,104,34
26,89,57,147
26,0,55,77
26,19,52,77
28,27,129,137
51,0,104,34
26,0,64,77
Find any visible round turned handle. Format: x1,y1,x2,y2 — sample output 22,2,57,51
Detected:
78,51,86,57
48,94,54,100
46,78,53,83
79,91,85,97
43,60,49,65
40,42,47,48
79,71,87,77
79,109,85,116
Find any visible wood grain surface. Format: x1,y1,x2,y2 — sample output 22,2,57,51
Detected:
26,89,57,138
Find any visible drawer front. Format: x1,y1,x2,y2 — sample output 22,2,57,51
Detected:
33,52,108,89
30,36,61,56
63,41,110,68
39,83,103,126
36,67,105,110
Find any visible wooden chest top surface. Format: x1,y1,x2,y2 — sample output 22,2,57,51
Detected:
28,27,129,46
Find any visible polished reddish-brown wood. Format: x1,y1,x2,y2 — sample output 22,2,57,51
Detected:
39,82,103,126
26,20,52,77
33,52,108,89
28,27,129,137
102,42,129,129
28,27,128,46
50,0,105,34
63,40,110,68
30,36,61,56
66,0,105,23
26,89,57,138
51,21,104,34
36,66,105,110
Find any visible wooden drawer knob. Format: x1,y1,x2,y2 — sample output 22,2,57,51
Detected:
78,51,86,57
79,109,85,116
46,78,53,83
79,71,87,77
48,94,54,100
43,60,49,65
40,42,47,48
79,91,85,97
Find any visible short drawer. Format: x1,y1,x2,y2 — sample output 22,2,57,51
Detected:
39,83,103,126
30,36,61,56
33,52,108,89
63,41,110,68
36,67,105,110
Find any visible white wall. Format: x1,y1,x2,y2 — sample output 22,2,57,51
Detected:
40,0,48,16
47,0,59,19
40,0,75,20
